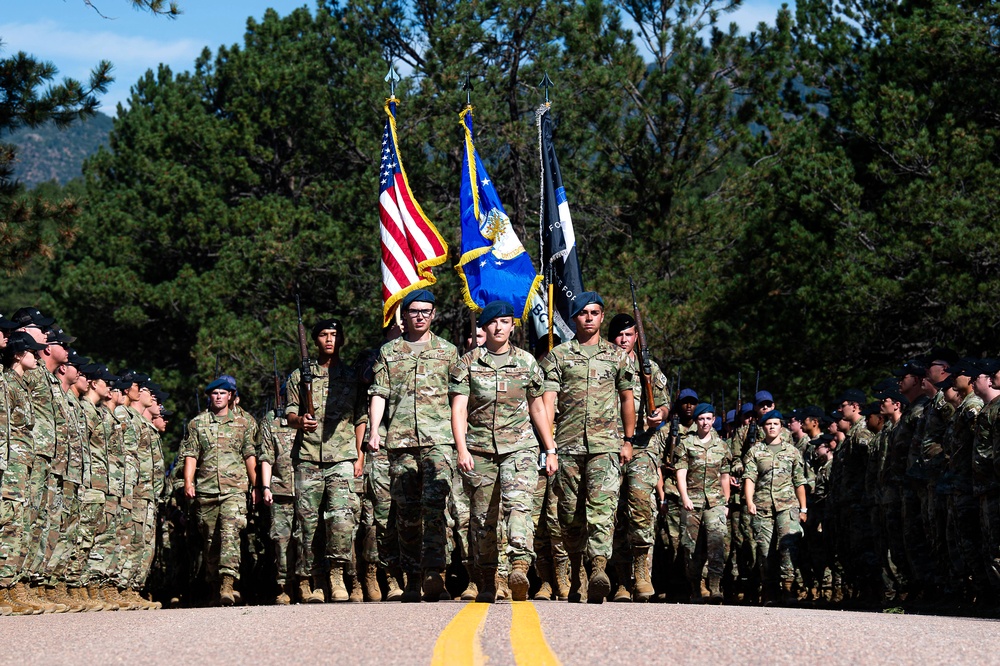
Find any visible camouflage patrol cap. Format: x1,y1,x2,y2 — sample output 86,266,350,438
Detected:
11,307,54,329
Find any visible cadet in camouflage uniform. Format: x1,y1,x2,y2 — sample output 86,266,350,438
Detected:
869,392,905,603
805,434,834,601
286,318,367,604
674,403,732,603
743,410,808,603
654,388,696,601
450,301,555,602
180,376,257,606
257,398,297,604
539,292,636,604
1,332,49,614
972,359,1000,594
368,290,458,602
607,313,669,602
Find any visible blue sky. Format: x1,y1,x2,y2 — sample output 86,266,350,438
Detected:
1,1,788,112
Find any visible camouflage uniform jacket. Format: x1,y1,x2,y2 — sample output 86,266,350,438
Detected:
810,456,833,506
625,356,669,450
0,369,8,471
887,395,929,487
730,423,793,478
835,418,875,504
867,421,896,505
653,419,696,496
179,410,256,497
743,438,807,512
674,429,732,509
449,345,544,455
104,402,127,499
115,404,142,497
940,392,983,496
369,333,458,450
540,337,635,455
80,399,110,494
972,397,1000,496
911,389,954,479
25,366,66,460
63,390,90,487
148,425,165,499
257,409,296,497
288,359,366,462
2,368,34,471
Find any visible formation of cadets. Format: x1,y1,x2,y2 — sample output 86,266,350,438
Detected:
4,291,1000,615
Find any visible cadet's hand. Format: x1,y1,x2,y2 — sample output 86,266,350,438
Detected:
645,408,665,429
730,477,740,488
457,449,474,473
545,452,558,476
682,497,694,512
184,482,195,499
620,442,633,465
262,487,273,506
799,510,807,523
301,414,319,433
746,500,757,515
368,431,381,452
252,487,261,505
353,459,365,478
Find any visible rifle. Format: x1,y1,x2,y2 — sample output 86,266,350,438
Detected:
629,277,656,416
665,370,681,468
295,294,315,417
742,370,760,455
272,350,285,419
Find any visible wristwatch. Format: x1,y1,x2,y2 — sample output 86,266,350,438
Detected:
623,435,635,445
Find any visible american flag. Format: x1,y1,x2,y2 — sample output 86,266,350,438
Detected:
378,100,448,326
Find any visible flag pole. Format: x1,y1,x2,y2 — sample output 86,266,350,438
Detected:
539,73,555,351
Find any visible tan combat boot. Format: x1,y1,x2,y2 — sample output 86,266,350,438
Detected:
690,579,706,603
347,569,364,603
219,575,236,606
708,576,724,604
143,591,163,610
70,585,102,612
120,588,147,611
91,584,119,611
495,570,510,602
298,577,320,604
363,564,382,602
0,591,10,616
780,581,796,605
568,554,588,603
421,568,444,602
2,586,40,615
274,579,291,605
509,560,530,602
632,548,655,602
588,556,610,604
460,563,478,601
386,567,405,601
533,562,554,601
475,567,497,603
554,558,570,601
12,582,55,613
52,582,85,612
439,572,451,601
327,566,349,602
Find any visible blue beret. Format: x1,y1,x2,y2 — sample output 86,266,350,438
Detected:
692,403,715,419
754,390,774,405
402,289,435,309
725,409,736,423
759,409,783,426
714,416,723,432
206,376,236,394
678,388,699,403
740,402,754,415
569,291,604,318
477,300,515,327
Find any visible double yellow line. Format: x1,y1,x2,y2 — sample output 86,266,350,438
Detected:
430,602,561,666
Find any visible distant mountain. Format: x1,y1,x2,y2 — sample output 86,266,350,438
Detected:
5,112,114,187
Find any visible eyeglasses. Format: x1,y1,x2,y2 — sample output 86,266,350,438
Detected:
407,309,434,319
758,401,774,408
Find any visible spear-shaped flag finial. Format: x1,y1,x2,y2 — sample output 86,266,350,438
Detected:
539,71,553,104
385,60,401,98
463,73,474,106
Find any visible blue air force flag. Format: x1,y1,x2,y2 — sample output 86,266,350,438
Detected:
455,106,542,320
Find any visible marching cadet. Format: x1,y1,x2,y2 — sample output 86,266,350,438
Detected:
180,376,257,606
450,300,556,602
540,292,636,604
368,290,458,602
257,386,298,604
285,318,367,604
607,313,668,602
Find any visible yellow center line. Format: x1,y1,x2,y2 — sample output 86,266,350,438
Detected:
430,602,491,666
510,601,562,666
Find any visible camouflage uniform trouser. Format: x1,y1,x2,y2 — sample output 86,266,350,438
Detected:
114,493,137,588
294,460,359,576
0,456,33,586
750,507,802,585
196,493,248,581
532,470,565,578
448,450,472,567
45,479,82,583
270,495,296,586
902,483,937,586
67,488,106,587
947,492,988,597
844,502,880,592
127,498,157,589
979,492,1000,591
681,504,728,582
805,504,830,590
87,496,121,583
362,448,396,568
389,445,452,573
554,452,621,560
23,454,56,578
612,451,658,579
460,448,538,568
881,487,909,591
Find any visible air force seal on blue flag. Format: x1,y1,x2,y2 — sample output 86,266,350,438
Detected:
455,106,542,321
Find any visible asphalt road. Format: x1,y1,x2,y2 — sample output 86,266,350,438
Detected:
3,601,998,666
